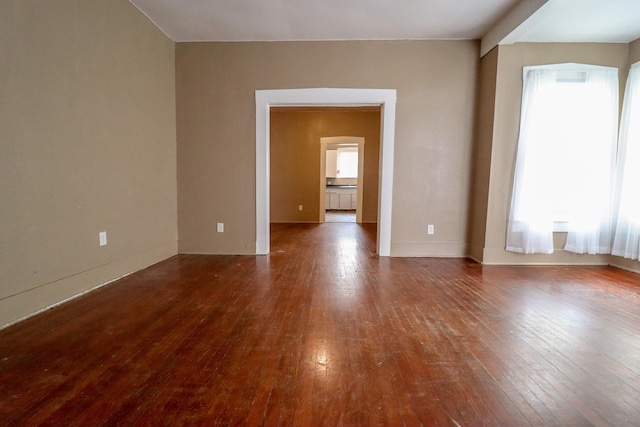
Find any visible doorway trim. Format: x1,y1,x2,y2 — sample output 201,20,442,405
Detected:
255,88,396,256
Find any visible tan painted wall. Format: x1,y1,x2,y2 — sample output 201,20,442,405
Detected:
482,43,629,265
176,41,479,256
610,256,640,274
629,38,640,64
270,108,380,223
0,0,177,327
469,47,499,262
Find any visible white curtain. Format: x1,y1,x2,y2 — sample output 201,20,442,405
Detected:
506,70,556,254
507,66,619,255
563,69,619,254
612,62,640,260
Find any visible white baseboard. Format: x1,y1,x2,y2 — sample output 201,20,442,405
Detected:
481,247,610,266
390,242,467,258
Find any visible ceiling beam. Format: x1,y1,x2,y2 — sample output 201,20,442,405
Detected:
480,0,548,57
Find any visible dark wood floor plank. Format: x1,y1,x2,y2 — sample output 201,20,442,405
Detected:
435,270,604,425
2,223,640,425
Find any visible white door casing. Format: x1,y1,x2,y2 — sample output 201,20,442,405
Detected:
255,88,396,256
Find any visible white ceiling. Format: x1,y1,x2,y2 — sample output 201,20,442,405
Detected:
129,0,640,45
129,0,519,42
503,0,640,44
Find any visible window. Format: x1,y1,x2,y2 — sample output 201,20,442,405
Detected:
506,64,619,255
336,147,358,178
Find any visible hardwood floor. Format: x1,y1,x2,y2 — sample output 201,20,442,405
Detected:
1,223,640,425
324,211,356,223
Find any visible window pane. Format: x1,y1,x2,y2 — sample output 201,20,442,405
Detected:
337,148,358,178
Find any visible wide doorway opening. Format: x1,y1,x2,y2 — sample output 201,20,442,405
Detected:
255,88,396,256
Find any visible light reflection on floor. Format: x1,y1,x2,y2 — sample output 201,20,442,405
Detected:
325,211,355,223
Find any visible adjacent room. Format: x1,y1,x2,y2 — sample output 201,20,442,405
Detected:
2,0,640,424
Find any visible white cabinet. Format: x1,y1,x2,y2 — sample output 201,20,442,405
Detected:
326,190,340,210
325,187,357,211
339,193,351,210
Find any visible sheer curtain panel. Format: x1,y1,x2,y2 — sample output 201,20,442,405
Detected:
563,69,619,254
612,62,640,260
506,70,556,254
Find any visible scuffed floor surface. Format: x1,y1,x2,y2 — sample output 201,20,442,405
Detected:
1,223,640,425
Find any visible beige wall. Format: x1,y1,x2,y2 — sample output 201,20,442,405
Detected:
469,47,499,262
629,38,640,64
176,41,479,256
270,108,380,223
610,256,640,274
0,0,177,327
482,43,629,265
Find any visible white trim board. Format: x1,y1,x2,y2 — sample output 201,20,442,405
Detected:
255,88,396,256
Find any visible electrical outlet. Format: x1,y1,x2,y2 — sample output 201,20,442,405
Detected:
99,231,107,246
299,205,303,211
217,223,224,233
427,224,435,235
